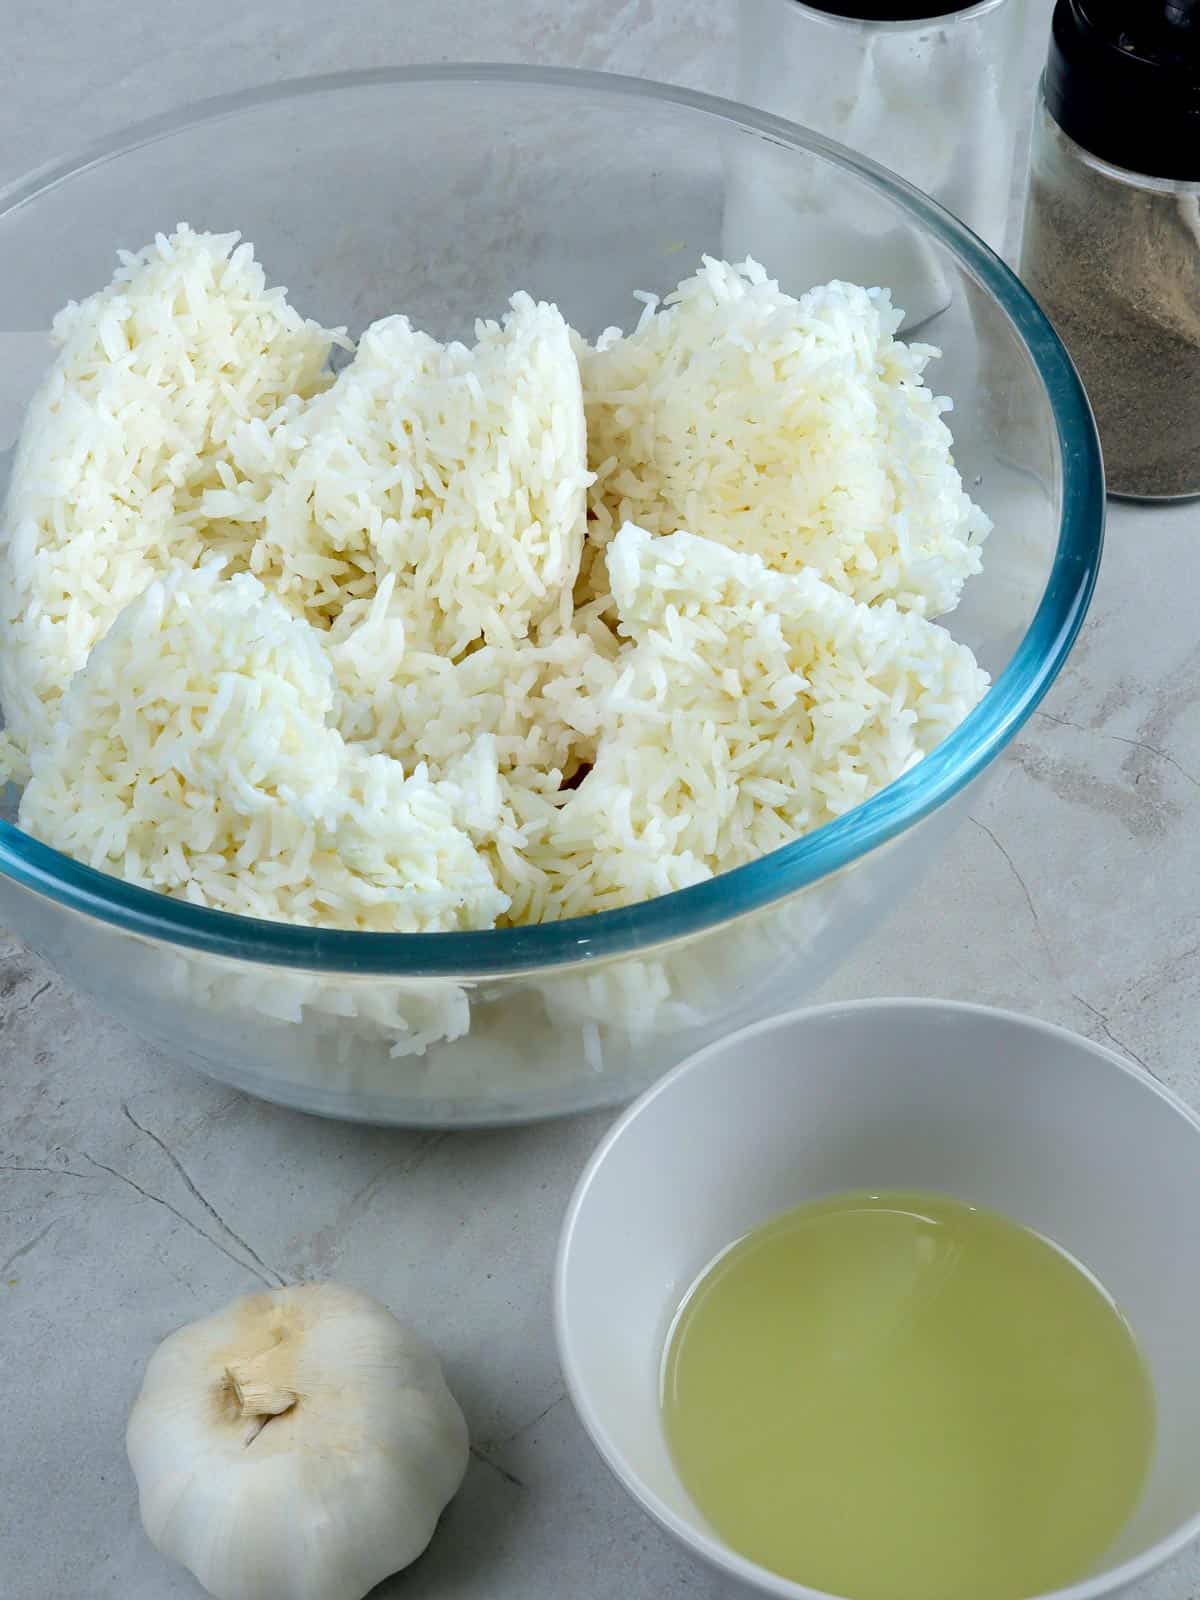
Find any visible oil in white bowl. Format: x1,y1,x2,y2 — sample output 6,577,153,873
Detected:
662,1190,1154,1600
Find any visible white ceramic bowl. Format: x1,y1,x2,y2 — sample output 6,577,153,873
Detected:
555,1000,1200,1600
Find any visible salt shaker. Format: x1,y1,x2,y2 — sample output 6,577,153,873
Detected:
1019,0,1200,501
725,0,1027,329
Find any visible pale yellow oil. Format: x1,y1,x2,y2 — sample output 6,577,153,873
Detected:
662,1191,1154,1600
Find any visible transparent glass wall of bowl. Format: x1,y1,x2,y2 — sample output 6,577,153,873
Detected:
0,790,980,1125
729,0,1029,330
0,73,1073,1123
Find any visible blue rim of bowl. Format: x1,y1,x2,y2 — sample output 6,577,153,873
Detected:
0,64,1104,977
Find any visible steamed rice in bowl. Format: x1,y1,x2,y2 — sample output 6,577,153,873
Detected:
0,227,989,1061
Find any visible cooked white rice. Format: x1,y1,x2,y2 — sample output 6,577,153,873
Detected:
17,564,508,932
211,295,589,654
0,226,343,770
582,257,989,617
0,228,991,952
517,524,987,919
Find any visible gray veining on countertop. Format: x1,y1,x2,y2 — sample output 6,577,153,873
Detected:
3,3,1199,1597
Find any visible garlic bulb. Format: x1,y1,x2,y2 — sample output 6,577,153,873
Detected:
126,1283,469,1600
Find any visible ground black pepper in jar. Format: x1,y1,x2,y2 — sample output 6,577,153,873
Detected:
1019,0,1200,501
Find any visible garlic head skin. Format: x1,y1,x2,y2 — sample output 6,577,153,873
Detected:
126,1283,469,1600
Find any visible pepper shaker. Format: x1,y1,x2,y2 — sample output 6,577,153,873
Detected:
1019,0,1200,501
725,0,1028,329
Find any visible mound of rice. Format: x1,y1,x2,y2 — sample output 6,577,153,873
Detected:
327,581,617,924
210,295,589,654
0,227,992,950
18,564,507,932
518,524,988,919
0,227,343,770
582,257,989,617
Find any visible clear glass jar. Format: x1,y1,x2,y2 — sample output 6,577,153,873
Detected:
725,0,1028,328
1020,96,1200,501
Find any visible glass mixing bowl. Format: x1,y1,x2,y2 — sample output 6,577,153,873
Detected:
0,66,1102,1125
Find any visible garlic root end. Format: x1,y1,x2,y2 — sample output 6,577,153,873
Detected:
225,1348,299,1423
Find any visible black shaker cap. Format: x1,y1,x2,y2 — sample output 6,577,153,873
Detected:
1044,0,1200,180
794,1,1001,19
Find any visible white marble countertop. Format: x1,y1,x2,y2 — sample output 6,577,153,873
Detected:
4,3,1199,1597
